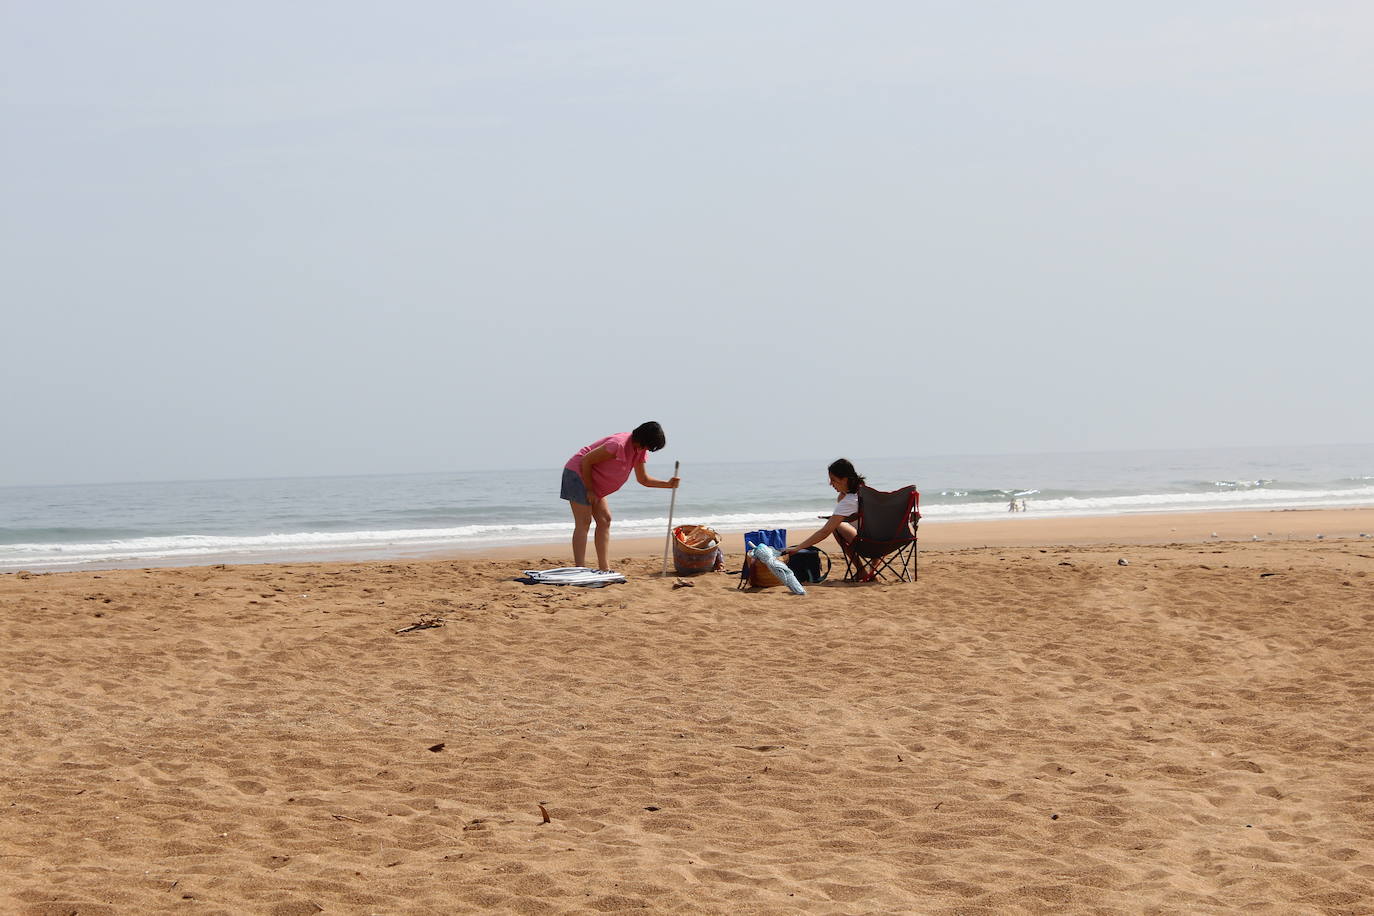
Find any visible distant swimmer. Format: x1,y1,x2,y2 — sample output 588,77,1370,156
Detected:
1019,499,1028,512
1008,498,1018,513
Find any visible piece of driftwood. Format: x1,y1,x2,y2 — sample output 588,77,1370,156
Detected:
395,614,445,634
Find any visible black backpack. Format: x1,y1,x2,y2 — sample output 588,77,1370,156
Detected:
786,547,829,583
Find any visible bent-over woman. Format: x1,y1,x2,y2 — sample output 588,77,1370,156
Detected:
561,421,679,572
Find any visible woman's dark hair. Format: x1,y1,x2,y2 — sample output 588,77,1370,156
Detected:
631,420,666,452
828,458,865,494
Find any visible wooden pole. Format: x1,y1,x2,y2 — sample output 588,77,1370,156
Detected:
661,460,680,576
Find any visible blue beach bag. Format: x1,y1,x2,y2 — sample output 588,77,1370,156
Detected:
744,528,787,552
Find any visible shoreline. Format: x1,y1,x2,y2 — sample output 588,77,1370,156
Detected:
5,505,1372,574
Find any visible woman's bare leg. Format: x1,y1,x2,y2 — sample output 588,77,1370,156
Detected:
570,501,594,568
591,497,612,571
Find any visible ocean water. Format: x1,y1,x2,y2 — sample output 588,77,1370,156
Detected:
2,444,1372,571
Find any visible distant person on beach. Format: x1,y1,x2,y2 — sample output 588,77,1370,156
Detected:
562,421,679,572
1008,498,1018,512
782,458,864,558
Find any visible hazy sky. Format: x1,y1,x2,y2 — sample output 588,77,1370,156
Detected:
4,2,1372,486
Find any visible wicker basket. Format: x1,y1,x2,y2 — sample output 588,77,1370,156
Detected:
672,525,721,575
749,564,783,588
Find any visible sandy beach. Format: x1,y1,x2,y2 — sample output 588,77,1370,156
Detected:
3,508,1373,914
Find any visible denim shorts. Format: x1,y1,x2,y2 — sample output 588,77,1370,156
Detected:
560,467,590,506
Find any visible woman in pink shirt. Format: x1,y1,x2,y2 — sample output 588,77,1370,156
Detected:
562,421,679,572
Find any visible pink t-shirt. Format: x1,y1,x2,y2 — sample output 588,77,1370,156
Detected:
564,432,647,498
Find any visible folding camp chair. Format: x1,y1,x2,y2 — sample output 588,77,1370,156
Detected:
836,485,921,582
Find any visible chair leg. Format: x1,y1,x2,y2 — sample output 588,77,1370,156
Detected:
840,540,919,583
868,542,916,582
836,538,860,582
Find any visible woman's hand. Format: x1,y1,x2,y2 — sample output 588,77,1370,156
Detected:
667,476,680,489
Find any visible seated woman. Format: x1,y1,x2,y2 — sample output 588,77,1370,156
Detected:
782,458,865,558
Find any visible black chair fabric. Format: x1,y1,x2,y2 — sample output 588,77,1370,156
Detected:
840,485,920,581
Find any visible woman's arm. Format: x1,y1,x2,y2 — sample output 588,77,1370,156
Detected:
579,446,613,499
634,462,680,489
785,515,844,553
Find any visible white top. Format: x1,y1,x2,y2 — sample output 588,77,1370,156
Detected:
831,492,859,519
